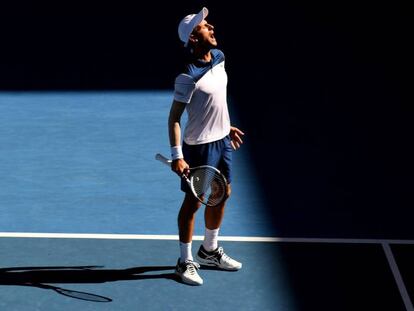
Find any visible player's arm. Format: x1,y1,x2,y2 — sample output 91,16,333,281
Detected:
229,126,245,150
168,100,189,176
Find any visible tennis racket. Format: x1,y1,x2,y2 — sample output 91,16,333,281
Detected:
155,153,227,207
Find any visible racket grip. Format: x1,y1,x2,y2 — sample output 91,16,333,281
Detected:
155,153,172,166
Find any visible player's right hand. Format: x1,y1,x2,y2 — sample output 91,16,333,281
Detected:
171,158,189,177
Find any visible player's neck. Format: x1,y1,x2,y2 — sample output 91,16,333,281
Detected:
192,48,212,63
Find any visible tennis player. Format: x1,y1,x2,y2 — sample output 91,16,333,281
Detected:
168,7,244,285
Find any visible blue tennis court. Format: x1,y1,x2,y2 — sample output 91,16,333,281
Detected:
1,92,413,310
0,92,272,236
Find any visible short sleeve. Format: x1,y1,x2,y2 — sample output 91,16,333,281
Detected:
174,74,196,104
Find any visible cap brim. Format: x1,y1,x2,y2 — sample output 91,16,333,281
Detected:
184,7,209,47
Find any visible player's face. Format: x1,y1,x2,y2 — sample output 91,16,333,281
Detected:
193,20,217,48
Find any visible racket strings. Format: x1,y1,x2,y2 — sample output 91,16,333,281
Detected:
191,168,226,206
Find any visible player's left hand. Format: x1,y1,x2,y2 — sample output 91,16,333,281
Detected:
229,126,244,150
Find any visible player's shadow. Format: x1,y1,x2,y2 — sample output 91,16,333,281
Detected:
0,265,179,302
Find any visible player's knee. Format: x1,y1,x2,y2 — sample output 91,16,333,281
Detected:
183,193,202,211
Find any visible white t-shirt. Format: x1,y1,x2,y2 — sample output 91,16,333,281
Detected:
173,49,231,145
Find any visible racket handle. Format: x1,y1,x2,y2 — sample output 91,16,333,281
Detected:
156,153,189,181
155,153,172,166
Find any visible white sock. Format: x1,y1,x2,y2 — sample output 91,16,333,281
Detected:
179,242,193,263
203,228,220,252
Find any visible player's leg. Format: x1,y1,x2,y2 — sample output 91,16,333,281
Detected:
197,185,241,270
175,193,204,285
175,143,204,285
204,183,231,230
197,136,242,270
178,193,201,244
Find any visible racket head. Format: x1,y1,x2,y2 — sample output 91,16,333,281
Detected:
54,287,112,302
33,283,112,302
186,165,227,207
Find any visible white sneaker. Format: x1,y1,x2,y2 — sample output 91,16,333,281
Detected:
175,259,203,286
196,245,242,271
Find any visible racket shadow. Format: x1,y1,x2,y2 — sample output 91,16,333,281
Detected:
0,265,179,302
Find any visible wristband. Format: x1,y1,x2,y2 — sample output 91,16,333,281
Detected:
171,146,184,160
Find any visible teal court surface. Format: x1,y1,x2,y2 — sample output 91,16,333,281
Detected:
1,92,413,310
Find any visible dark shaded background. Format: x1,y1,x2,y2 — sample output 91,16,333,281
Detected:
1,0,412,238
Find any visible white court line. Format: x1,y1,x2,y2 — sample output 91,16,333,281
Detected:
2,232,413,310
383,243,414,311
1,232,414,244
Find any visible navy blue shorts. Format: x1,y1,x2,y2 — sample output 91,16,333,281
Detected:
181,135,232,193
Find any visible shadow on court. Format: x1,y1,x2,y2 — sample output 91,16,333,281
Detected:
0,265,177,302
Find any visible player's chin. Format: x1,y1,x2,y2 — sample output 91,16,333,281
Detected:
209,38,218,47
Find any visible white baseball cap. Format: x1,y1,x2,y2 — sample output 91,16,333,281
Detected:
178,7,209,47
